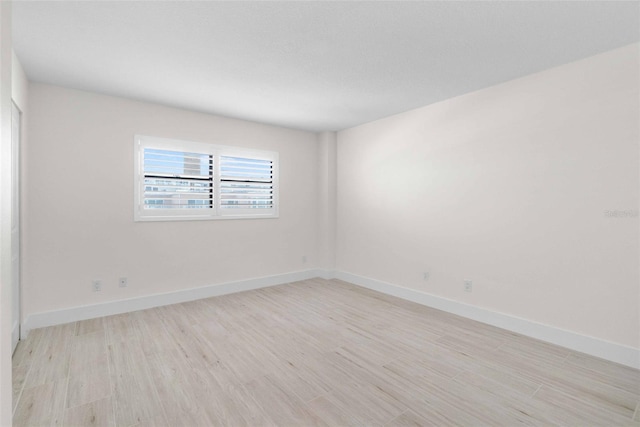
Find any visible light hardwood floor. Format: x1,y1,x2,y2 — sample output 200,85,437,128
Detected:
12,279,640,426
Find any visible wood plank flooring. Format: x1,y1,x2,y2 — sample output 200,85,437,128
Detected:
12,278,640,426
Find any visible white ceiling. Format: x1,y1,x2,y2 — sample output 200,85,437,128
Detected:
12,1,640,132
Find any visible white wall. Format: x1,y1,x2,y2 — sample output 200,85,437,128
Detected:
0,2,12,424
23,84,319,318
336,44,640,349
317,131,337,271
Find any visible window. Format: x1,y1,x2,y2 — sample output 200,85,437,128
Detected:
134,135,278,221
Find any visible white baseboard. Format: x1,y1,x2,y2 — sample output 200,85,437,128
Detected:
318,269,336,280
335,271,640,369
22,268,323,338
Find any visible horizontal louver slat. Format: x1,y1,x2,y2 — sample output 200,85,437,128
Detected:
143,184,210,192
220,190,272,195
143,194,210,200
144,205,210,210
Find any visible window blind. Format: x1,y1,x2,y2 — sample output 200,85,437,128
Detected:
220,156,274,209
143,148,213,210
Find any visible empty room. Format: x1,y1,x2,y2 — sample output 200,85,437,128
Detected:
0,1,639,426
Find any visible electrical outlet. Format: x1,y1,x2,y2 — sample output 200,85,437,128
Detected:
302,255,307,263
118,277,128,288
92,280,102,292
423,272,430,281
464,280,472,292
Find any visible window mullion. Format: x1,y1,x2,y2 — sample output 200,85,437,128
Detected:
208,154,214,215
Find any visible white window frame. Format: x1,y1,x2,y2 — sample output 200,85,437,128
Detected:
134,135,279,221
